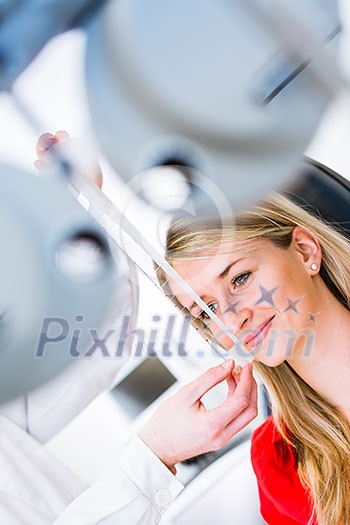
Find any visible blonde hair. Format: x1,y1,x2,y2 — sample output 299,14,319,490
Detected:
161,193,350,525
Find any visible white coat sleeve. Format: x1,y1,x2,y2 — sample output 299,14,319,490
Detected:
52,435,184,525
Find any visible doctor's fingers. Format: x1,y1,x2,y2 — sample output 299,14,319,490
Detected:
36,132,56,157
36,131,70,157
180,360,236,402
227,364,243,395
217,373,258,445
35,131,70,171
208,363,257,428
226,371,239,396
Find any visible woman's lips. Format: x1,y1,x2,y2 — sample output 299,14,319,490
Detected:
244,316,275,348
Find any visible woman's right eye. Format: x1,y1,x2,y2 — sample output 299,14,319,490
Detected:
199,303,218,320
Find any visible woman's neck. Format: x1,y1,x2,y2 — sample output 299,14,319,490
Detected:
288,285,350,421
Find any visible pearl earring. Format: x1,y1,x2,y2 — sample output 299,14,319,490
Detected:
310,263,317,271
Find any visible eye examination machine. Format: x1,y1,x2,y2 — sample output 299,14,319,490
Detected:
0,0,349,524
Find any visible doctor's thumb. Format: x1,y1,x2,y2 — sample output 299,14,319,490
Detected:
184,360,235,401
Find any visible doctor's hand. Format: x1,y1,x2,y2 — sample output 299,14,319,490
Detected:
34,130,103,188
138,360,257,475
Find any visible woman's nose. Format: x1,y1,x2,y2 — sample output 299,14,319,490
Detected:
221,300,252,333
208,303,252,351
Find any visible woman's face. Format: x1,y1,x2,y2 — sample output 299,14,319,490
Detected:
170,227,323,366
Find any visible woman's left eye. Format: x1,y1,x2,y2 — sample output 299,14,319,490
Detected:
232,272,251,288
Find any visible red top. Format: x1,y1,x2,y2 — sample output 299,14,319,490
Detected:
251,416,316,524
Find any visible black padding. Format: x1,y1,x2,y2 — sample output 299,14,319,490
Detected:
283,157,350,239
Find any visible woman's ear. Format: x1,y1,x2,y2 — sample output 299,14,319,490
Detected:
291,226,322,274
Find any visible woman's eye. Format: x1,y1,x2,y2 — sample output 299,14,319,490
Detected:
232,272,251,288
199,303,218,320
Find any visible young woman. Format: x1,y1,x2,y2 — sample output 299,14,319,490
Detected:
153,192,350,525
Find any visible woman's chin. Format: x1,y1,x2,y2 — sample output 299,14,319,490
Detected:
249,343,287,367
253,354,286,367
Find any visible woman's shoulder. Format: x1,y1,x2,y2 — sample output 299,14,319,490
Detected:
251,415,285,449
250,419,314,523
251,415,280,444
251,416,297,472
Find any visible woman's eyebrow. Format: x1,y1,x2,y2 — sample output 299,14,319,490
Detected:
218,257,244,279
187,257,244,312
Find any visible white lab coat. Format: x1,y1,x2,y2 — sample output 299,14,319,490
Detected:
0,263,183,524
0,411,183,525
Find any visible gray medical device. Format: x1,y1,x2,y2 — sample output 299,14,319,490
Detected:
0,0,343,213
85,0,342,214
0,164,116,402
